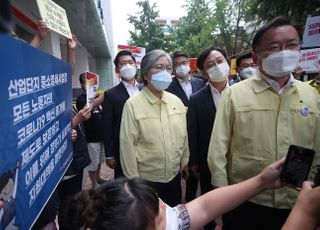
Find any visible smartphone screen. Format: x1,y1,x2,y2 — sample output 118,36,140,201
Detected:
280,145,315,188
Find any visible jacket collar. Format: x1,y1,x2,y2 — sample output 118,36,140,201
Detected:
252,72,296,94
142,87,169,104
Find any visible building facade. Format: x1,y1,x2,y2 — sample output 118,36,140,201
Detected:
11,0,115,97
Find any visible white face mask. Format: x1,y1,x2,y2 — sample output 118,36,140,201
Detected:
240,67,257,79
207,62,230,82
119,64,137,80
175,64,190,78
151,71,172,91
262,50,300,78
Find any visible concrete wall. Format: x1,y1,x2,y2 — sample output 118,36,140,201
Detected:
11,0,115,93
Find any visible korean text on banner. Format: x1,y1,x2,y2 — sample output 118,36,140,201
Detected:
0,34,73,230
299,48,320,73
302,15,320,48
36,0,72,38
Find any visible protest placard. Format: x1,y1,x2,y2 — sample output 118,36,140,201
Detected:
189,58,198,74
85,72,99,109
299,48,320,73
0,34,72,230
117,45,146,69
36,0,72,38
302,15,320,48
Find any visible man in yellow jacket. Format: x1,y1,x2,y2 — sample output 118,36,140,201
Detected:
207,16,320,230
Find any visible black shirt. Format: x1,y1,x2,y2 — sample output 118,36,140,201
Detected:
76,93,103,142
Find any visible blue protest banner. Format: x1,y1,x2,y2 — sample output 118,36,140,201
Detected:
0,34,72,230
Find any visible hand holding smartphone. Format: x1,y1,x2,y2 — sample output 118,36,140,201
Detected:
280,145,315,188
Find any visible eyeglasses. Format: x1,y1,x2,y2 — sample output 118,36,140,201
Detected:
256,42,301,53
152,64,173,73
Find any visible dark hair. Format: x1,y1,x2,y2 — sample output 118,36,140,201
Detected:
172,51,189,60
236,52,252,67
79,73,86,84
113,50,136,68
252,16,299,52
140,49,172,85
197,46,227,70
59,178,159,230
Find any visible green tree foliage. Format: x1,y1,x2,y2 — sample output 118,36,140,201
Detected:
248,0,320,25
172,0,213,56
211,0,255,57
172,0,254,57
128,0,166,52
127,0,253,57
128,0,319,58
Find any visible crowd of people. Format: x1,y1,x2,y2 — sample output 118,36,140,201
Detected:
1,3,320,229
62,16,320,230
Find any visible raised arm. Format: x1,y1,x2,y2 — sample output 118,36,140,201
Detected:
67,35,77,74
186,158,285,230
72,106,91,129
29,19,50,48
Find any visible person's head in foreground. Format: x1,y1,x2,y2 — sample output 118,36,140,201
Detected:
59,178,160,230
59,159,320,230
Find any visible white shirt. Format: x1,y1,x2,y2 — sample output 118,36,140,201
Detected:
177,77,192,99
122,80,140,97
210,81,229,108
261,72,295,94
165,204,190,230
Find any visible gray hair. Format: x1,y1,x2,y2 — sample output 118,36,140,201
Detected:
140,49,172,85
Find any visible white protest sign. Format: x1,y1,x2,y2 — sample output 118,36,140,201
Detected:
302,16,320,48
86,72,99,109
36,0,72,38
299,48,320,73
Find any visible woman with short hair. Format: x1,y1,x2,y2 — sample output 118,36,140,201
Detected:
119,49,189,207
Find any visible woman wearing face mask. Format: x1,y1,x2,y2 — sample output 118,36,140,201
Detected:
119,49,189,207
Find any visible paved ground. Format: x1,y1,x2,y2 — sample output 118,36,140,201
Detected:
83,163,114,189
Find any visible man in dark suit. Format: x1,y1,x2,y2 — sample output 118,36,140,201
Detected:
187,46,230,229
166,51,204,106
102,50,142,178
166,51,205,202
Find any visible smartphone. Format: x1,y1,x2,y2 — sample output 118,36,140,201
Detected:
280,145,315,188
